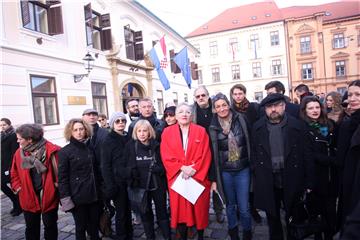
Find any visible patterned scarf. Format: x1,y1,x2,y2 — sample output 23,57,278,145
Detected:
309,122,329,137
1,126,15,141
20,138,47,173
232,98,250,113
218,112,240,162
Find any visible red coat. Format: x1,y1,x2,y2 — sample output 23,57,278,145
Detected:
11,141,60,213
161,123,211,229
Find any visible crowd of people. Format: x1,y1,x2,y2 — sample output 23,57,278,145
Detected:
1,79,360,240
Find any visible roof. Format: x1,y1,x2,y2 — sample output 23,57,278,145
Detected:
186,1,360,38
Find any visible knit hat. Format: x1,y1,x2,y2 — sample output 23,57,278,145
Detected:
109,112,126,129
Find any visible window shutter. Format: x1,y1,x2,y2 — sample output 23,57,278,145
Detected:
101,29,112,50
134,31,143,42
135,43,144,61
170,50,181,73
191,62,199,80
47,2,63,35
20,1,30,26
84,3,92,21
100,13,111,28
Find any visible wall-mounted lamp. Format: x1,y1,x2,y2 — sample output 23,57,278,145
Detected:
74,52,95,83
129,67,138,72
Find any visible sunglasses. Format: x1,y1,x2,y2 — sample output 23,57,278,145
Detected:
195,93,207,99
115,119,126,124
164,112,175,118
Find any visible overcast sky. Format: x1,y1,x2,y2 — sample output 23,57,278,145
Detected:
136,0,339,36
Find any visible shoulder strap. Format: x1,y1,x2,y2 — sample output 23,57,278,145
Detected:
50,153,58,187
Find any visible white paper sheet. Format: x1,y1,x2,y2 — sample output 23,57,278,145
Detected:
170,173,205,204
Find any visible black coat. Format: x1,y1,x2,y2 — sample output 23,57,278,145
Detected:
337,109,360,223
101,130,129,197
305,122,339,197
127,115,165,142
123,139,166,190
1,131,18,183
58,137,100,205
251,115,314,216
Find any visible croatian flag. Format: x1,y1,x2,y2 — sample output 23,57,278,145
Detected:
149,36,171,90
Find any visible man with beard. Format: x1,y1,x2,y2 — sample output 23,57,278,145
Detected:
192,86,225,224
251,93,313,240
125,98,140,132
128,97,165,142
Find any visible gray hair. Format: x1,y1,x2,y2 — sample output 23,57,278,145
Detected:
193,85,209,97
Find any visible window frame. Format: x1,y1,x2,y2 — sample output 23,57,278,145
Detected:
211,67,220,83
333,33,345,49
271,59,282,75
301,63,313,80
30,74,60,126
231,64,240,80
252,62,262,78
197,69,203,84
335,60,346,77
91,82,109,116
156,90,164,114
124,26,144,61
209,41,218,56
300,36,311,54
270,31,279,46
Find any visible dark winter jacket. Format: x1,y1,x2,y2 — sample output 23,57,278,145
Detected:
124,139,166,191
337,109,360,224
251,114,314,216
101,130,129,198
232,102,260,128
209,110,251,202
1,130,18,182
58,137,100,205
128,114,165,142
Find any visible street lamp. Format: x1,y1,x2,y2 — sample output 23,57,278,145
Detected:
74,52,95,83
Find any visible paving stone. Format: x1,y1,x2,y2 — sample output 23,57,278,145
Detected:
9,223,25,230
61,225,75,233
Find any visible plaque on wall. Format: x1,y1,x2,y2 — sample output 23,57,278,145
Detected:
68,96,86,105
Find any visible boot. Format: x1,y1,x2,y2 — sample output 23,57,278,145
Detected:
197,229,204,240
158,220,171,240
243,230,252,240
178,224,188,240
142,221,155,240
228,226,240,240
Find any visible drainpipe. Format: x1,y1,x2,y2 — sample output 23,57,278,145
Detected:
321,32,328,93
284,21,293,99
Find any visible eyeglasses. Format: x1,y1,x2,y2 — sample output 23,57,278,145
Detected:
115,119,126,124
164,112,175,118
195,93,207,99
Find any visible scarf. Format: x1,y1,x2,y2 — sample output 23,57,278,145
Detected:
232,98,250,113
20,138,47,173
309,122,329,137
1,126,15,141
267,115,288,173
218,112,240,162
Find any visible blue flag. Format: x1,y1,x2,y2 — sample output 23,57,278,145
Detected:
173,47,192,89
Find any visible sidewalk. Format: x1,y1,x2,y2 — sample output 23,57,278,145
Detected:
1,194,271,239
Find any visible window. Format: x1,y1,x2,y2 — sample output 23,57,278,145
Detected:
20,0,63,35
254,92,263,103
252,62,261,78
193,44,201,56
212,67,220,83
300,36,311,54
30,75,59,125
333,33,345,49
91,82,108,116
84,3,112,51
191,62,199,80
170,50,181,73
124,26,144,61
335,60,346,77
302,63,313,80
209,41,218,56
184,93,188,103
231,65,240,80
173,92,178,106
250,34,259,48
271,59,282,75
156,90,164,114
270,31,279,46
229,37,238,52
337,87,347,95
358,31,360,46
197,69,203,84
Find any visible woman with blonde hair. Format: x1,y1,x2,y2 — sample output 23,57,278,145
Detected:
124,119,170,240
326,91,344,124
58,118,102,240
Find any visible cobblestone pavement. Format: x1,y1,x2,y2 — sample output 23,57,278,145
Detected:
1,194,284,240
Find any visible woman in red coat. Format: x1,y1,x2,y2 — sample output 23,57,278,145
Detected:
11,124,60,240
161,103,211,240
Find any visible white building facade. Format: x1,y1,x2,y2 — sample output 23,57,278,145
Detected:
0,0,198,145
187,21,289,102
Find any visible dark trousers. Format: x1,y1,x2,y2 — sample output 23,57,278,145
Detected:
113,184,133,240
313,194,337,240
23,208,58,240
140,186,168,223
265,187,294,240
72,201,101,240
1,179,20,209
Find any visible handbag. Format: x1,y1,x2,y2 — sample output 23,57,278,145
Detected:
288,192,327,239
99,205,113,237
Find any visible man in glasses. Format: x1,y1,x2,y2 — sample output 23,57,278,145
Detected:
98,113,110,130
125,98,140,132
192,86,225,224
